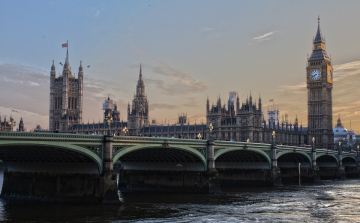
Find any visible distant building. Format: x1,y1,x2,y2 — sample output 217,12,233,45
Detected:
69,96,126,135
333,116,356,151
0,115,23,132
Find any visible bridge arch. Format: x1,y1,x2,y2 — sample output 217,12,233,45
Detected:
277,151,312,168
0,141,102,173
342,156,357,167
214,148,271,169
316,154,339,167
113,144,206,171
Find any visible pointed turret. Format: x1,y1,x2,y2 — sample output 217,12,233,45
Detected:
136,63,145,97
258,93,262,111
336,114,342,127
18,117,24,132
314,16,324,43
249,91,252,105
206,96,210,112
309,16,329,61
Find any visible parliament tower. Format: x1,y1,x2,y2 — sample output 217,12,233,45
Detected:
306,17,334,149
49,45,83,132
128,64,149,136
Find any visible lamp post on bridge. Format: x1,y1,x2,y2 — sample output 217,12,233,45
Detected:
198,133,201,140
208,123,213,141
106,113,113,136
357,145,360,165
339,141,343,166
312,137,317,167
122,126,128,136
272,131,276,146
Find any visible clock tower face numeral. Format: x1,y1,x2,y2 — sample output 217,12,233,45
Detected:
310,69,321,81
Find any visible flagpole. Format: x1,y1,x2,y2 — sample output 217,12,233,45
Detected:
67,40,69,62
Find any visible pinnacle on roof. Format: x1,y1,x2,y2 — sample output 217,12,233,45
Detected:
337,114,342,127
51,60,55,70
314,16,324,43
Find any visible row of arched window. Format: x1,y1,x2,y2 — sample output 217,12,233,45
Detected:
68,97,77,110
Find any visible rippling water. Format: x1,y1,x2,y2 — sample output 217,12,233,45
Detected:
0,172,359,222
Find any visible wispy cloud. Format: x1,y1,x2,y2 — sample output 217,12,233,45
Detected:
150,103,179,111
271,60,360,133
253,31,276,42
276,82,306,94
145,61,207,96
202,27,214,32
333,60,360,81
0,63,127,130
94,9,100,17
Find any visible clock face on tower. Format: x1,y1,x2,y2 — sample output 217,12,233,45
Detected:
310,69,321,81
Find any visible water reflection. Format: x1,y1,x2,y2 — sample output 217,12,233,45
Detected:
0,171,359,223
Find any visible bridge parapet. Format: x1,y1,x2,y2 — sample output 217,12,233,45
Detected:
0,131,104,142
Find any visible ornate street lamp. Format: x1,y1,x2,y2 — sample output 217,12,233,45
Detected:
122,126,128,136
105,113,113,136
272,131,276,145
312,137,315,151
208,123,214,140
198,133,201,140
339,141,342,153
246,138,250,143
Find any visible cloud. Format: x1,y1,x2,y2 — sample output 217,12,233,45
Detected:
150,103,179,111
202,27,214,32
183,97,199,108
29,81,40,87
146,61,207,96
276,82,306,94
0,63,128,130
253,31,276,42
271,60,360,133
94,9,100,17
333,60,360,81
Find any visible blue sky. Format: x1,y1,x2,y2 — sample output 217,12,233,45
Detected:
1,1,360,132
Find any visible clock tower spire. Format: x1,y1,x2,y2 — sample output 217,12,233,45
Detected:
306,17,334,150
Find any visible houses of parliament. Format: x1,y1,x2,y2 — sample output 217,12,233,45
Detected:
49,19,335,149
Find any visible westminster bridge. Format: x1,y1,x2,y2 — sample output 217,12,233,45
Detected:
0,132,358,202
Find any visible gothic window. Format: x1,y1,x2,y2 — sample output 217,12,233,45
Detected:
68,97,71,109
75,98,77,109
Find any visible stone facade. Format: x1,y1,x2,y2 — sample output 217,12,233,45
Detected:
63,19,334,148
49,46,83,132
127,64,149,136
306,17,334,150
0,115,23,131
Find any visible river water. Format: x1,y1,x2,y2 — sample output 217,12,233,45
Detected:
0,173,359,222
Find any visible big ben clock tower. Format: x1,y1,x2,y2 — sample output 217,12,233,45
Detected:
307,17,334,150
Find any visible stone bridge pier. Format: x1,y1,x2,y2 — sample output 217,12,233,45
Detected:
0,134,120,203
116,139,222,194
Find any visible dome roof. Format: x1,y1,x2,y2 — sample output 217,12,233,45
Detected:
333,116,348,136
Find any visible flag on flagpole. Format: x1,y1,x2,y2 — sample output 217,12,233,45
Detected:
62,43,68,48
269,99,273,102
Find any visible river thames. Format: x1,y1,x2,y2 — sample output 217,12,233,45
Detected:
0,175,359,222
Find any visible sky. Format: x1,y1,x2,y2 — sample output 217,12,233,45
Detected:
1,0,360,133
